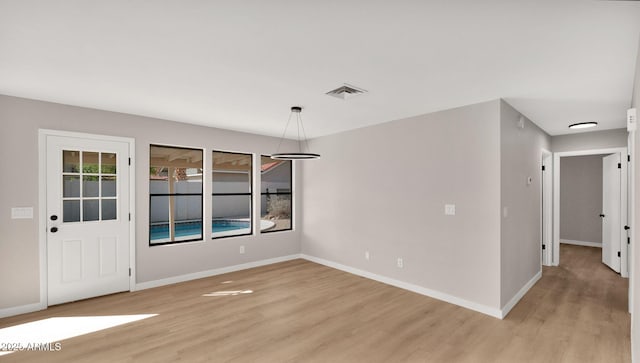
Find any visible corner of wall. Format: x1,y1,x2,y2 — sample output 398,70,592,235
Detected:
499,101,550,314
302,100,503,315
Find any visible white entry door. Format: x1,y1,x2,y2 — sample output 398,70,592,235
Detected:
602,153,621,273
46,134,131,305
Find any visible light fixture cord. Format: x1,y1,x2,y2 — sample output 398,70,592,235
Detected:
299,112,312,154
276,111,294,154
297,112,303,153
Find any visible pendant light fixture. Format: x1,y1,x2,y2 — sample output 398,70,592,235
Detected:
271,106,320,160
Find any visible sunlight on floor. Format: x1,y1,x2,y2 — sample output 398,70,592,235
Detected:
0,314,157,356
203,290,253,297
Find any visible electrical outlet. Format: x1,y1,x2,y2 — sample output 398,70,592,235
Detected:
239,245,245,254
365,251,370,260
397,258,404,268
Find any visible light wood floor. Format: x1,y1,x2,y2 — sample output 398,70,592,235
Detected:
0,244,630,362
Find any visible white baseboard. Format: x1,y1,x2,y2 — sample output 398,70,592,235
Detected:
500,270,541,318
300,254,502,319
560,239,601,248
0,301,46,319
135,254,301,291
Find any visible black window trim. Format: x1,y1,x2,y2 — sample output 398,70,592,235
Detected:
149,144,204,246
212,150,254,240
260,155,293,234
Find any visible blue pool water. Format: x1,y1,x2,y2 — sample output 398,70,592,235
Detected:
150,220,250,240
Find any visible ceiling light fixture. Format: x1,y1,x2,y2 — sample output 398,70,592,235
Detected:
271,106,320,160
568,122,598,130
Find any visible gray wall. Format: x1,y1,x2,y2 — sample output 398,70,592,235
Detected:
551,128,628,152
559,155,604,244
301,100,502,310
499,100,551,308
0,94,301,310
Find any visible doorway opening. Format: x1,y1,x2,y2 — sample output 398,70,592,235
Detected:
552,148,628,278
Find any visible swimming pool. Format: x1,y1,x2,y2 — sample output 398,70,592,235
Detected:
150,219,275,241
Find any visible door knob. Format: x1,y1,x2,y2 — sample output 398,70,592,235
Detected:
599,214,605,218
50,227,58,233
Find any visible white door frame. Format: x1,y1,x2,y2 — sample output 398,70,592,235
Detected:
38,129,136,309
627,130,635,313
541,149,553,266
552,147,628,274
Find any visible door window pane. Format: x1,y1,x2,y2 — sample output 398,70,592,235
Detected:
83,176,99,197
63,176,80,198
101,153,117,174
63,200,81,222
63,150,80,173
102,176,117,197
82,152,99,173
102,199,117,220
83,200,99,221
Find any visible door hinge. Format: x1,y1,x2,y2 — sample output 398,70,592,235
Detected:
128,157,131,166
541,165,546,171
628,237,631,245
625,225,630,230
129,213,131,221
542,244,546,250
618,251,621,258
618,162,622,169
628,155,631,162
129,268,132,276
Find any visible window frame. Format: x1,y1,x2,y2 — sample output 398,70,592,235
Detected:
149,144,204,246
61,150,119,223
211,150,254,240
260,155,293,234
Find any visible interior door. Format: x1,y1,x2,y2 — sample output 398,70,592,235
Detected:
542,152,553,266
46,134,131,305
602,153,621,273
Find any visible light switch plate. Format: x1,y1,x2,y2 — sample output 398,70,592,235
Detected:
11,207,33,219
445,204,456,216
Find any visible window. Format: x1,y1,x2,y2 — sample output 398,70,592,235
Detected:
261,156,292,233
212,151,252,239
149,145,203,245
62,150,118,222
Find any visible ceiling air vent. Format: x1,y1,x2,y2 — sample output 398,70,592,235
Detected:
325,83,367,100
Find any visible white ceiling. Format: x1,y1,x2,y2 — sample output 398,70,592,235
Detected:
1,1,639,138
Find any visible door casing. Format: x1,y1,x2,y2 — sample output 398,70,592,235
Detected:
38,129,136,310
552,147,628,277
